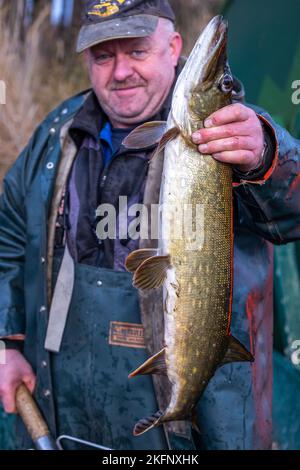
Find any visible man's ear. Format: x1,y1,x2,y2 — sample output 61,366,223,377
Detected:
170,32,183,67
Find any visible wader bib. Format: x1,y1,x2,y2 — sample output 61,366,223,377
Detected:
50,254,194,450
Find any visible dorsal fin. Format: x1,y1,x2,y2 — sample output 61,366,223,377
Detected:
219,335,254,367
128,348,167,378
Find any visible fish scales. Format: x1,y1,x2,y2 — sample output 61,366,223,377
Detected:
161,132,232,418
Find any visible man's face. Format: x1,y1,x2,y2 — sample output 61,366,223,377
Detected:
85,19,182,128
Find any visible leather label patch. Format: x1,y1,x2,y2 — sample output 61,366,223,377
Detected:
109,322,146,349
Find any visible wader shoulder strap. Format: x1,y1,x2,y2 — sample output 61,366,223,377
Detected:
47,121,77,305
45,243,75,353
45,119,78,353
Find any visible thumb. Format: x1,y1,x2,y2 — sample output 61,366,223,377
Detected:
22,373,36,395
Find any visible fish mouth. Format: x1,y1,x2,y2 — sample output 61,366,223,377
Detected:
209,15,228,45
210,15,228,56
201,15,228,86
173,15,229,95
171,15,230,129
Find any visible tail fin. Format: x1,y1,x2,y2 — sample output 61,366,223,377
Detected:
191,407,201,435
133,410,164,436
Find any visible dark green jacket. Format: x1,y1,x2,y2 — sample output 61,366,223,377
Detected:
1,88,300,447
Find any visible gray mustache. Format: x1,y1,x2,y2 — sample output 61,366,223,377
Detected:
110,81,146,90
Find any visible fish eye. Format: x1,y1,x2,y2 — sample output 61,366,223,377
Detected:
219,73,234,93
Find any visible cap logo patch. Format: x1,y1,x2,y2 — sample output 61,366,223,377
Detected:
88,0,127,18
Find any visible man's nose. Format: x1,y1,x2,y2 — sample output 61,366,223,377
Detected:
113,54,134,82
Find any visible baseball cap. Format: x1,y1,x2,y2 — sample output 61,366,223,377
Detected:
76,0,175,53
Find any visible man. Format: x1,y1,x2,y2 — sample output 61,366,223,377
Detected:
0,0,300,450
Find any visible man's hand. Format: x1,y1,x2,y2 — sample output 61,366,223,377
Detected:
192,103,265,173
0,350,36,413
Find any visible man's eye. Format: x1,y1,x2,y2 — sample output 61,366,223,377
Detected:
94,53,113,63
131,50,147,59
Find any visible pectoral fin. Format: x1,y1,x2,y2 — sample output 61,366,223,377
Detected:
123,121,167,149
220,335,254,367
123,121,180,158
125,248,159,273
133,254,171,290
129,348,167,378
155,126,180,154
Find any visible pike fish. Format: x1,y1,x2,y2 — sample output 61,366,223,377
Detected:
124,15,254,436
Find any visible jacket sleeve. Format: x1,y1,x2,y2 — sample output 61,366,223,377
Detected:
0,92,86,343
234,106,300,245
0,143,30,340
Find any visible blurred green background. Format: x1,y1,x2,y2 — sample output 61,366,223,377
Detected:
224,0,300,450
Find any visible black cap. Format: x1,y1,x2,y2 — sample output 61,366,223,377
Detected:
77,0,175,53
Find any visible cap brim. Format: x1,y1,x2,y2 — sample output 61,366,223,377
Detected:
76,14,159,53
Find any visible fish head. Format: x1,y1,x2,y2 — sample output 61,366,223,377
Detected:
171,16,233,134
